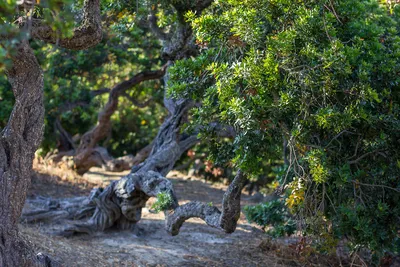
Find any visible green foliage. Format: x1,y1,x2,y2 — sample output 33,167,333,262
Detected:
244,200,296,237
168,0,400,263
334,202,400,260
151,192,174,213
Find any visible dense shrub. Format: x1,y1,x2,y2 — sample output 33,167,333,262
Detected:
244,200,296,237
168,0,400,264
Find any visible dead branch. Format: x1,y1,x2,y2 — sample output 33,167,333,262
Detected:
348,150,387,165
352,180,400,193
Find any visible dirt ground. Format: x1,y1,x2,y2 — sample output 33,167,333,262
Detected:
21,165,336,267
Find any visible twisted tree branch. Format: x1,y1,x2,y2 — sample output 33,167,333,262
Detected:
165,170,245,235
74,66,167,173
121,92,154,108
30,0,102,50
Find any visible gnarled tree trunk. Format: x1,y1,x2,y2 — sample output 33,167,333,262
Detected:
1,0,102,265
23,0,246,240
0,41,51,267
57,66,199,235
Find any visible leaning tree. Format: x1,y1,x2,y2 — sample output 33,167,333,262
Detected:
0,0,102,265
22,0,248,240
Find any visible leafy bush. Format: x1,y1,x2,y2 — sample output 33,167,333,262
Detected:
244,200,296,238
169,0,400,264
151,192,174,213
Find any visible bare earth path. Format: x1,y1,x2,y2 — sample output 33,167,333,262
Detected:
21,167,315,267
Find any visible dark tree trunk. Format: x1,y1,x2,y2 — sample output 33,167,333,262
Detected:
0,42,47,267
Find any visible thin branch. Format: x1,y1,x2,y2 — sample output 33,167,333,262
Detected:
352,180,400,193
348,150,386,165
58,101,90,114
348,136,362,160
324,1,343,25
325,130,356,148
54,118,76,150
322,15,333,42
90,88,110,97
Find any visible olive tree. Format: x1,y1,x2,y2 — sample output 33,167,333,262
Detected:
22,0,247,240
0,0,102,265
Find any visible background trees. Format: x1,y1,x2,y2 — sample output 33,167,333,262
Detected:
1,1,168,174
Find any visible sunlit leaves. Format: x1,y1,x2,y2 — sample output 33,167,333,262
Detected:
168,0,400,260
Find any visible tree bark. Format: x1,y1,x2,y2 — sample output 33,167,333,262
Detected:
0,41,47,267
166,170,245,235
130,95,195,176
0,0,102,264
30,0,102,50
